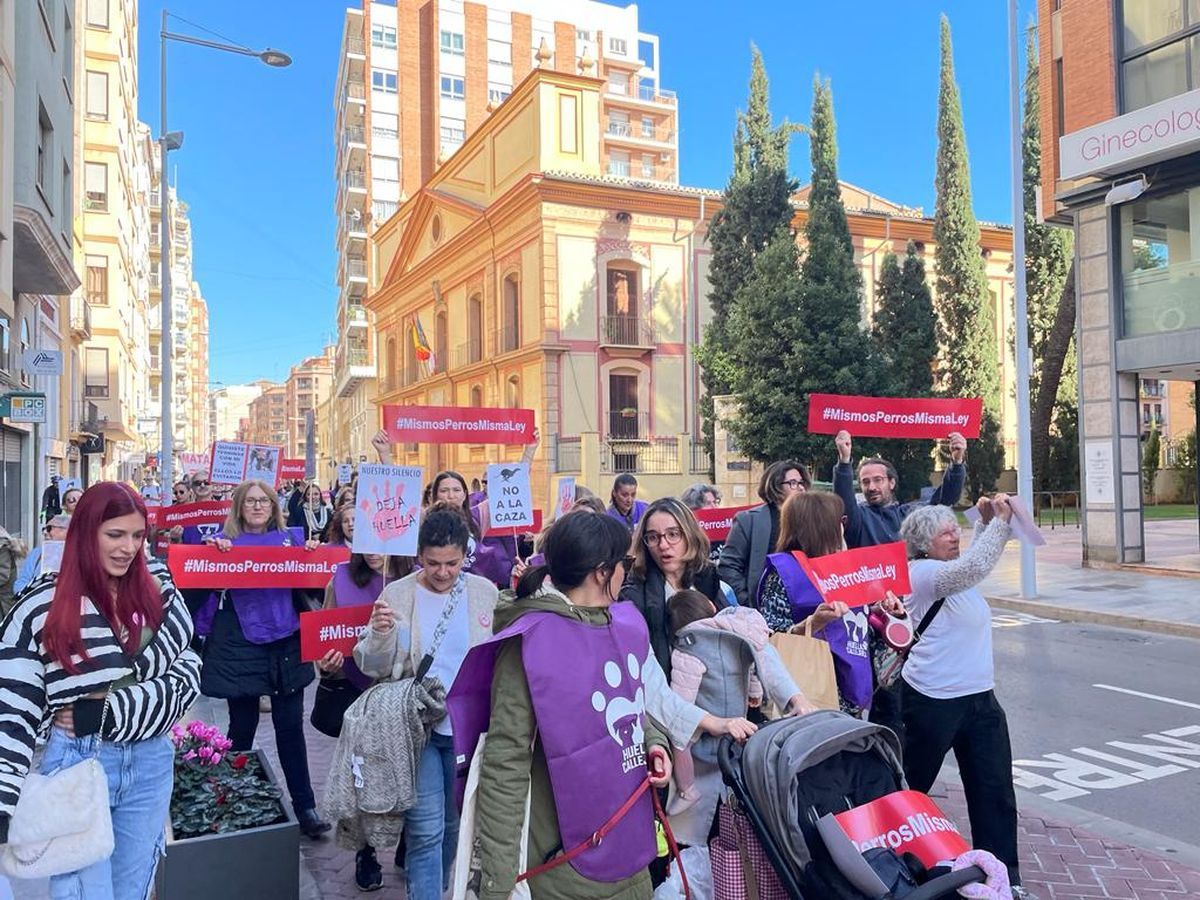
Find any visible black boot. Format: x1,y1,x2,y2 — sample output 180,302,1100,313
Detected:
355,845,383,892
296,807,331,839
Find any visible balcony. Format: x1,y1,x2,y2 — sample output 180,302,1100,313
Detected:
70,295,92,339
600,314,654,351
345,82,365,103
345,303,368,328
372,200,399,226
345,37,365,57
343,215,367,245
346,257,367,280
606,160,632,178
493,324,520,355
335,343,376,398
608,410,649,441
345,170,366,192
605,119,676,146
454,338,482,368
75,400,107,434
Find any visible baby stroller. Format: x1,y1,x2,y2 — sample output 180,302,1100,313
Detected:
717,711,986,899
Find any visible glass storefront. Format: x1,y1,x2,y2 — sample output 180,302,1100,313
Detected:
1120,185,1200,337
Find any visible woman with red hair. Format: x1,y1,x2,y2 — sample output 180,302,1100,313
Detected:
0,482,201,897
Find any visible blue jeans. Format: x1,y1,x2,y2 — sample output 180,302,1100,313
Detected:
40,728,174,900
403,733,458,900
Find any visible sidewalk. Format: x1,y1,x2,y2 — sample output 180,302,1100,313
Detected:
980,519,1200,638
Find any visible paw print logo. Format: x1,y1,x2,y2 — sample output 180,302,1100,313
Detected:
590,653,646,748
358,480,417,543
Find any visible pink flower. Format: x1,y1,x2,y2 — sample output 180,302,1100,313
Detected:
183,750,198,761
211,753,223,765
187,721,206,737
197,746,214,760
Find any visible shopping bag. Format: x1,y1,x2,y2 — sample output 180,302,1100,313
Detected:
768,621,840,711
452,732,532,900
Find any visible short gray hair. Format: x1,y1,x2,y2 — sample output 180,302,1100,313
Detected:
680,483,720,510
899,505,958,559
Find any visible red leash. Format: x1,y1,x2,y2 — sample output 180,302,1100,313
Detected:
516,777,691,899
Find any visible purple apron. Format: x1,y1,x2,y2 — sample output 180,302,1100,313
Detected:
759,552,875,709
194,527,307,644
449,601,657,882
328,564,381,691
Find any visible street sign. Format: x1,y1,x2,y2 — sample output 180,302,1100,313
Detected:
2,393,47,423
21,349,63,376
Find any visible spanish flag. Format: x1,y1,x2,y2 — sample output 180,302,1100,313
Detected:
411,316,432,363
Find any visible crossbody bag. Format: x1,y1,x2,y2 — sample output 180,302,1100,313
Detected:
873,598,946,690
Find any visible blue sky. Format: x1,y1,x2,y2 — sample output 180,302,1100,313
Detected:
136,0,1037,386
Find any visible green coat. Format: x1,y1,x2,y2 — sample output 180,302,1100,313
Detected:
475,590,668,900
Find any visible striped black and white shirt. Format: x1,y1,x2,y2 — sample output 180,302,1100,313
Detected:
0,559,201,819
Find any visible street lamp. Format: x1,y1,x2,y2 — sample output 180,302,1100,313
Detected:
158,10,290,505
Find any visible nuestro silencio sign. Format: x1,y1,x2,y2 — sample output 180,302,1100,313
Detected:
1060,86,1200,180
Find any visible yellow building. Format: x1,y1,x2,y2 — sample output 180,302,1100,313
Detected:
367,68,1015,510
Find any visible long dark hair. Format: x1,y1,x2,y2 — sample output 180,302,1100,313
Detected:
429,471,480,538
419,504,472,555
517,509,630,598
347,553,413,587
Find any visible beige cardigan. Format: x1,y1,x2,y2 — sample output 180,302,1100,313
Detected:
354,571,498,682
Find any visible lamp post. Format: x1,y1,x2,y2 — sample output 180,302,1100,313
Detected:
158,10,290,504
1008,0,1036,598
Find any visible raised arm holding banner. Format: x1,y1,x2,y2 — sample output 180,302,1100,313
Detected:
808,393,982,439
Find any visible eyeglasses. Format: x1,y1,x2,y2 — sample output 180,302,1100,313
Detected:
192,480,209,487
642,527,684,547
781,479,806,490
244,497,273,508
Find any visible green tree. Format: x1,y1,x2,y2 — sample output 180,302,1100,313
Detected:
1023,24,1077,491
933,15,1002,496
696,46,798,461
872,244,938,500
727,77,880,467
1143,421,1161,502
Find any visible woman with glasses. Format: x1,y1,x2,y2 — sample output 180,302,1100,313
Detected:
619,497,731,677
60,486,83,517
172,480,194,504
194,480,330,840
717,460,810,606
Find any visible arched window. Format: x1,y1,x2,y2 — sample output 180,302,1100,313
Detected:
470,384,483,408
468,294,483,363
506,375,521,408
404,325,417,384
386,337,397,390
435,311,448,374
502,274,520,352
603,262,643,344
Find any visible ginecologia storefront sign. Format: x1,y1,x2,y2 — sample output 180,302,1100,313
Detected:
1060,86,1200,180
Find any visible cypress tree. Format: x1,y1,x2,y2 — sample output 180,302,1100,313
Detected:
872,244,938,500
727,77,879,467
933,15,1003,496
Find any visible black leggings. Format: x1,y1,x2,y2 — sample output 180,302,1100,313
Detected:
227,691,316,813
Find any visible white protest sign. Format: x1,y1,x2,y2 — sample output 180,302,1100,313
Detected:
40,541,65,575
337,464,354,486
352,464,422,556
246,445,281,485
58,478,81,495
555,477,575,520
964,497,1046,547
487,462,534,530
210,442,249,486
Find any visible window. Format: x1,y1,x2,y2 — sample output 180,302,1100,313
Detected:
470,385,483,408
440,76,465,100
577,29,592,43
373,157,399,183
61,160,71,228
606,72,628,95
641,154,655,179
62,7,73,86
606,265,640,317
1119,0,1200,110
607,149,631,177
434,312,448,374
609,372,640,439
487,39,510,65
440,30,465,55
84,347,109,397
439,117,465,144
506,375,521,409
85,254,107,304
1120,185,1200,336
488,86,510,105
36,104,52,194
371,69,398,93
372,112,399,139
85,0,108,28
84,161,108,211
371,24,397,49
468,294,482,363
641,115,654,138
86,70,108,119
0,316,9,371
609,37,628,55
502,274,520,352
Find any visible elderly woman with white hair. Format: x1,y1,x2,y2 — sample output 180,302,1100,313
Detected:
898,494,1033,900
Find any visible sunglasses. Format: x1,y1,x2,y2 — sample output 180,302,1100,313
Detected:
192,480,209,487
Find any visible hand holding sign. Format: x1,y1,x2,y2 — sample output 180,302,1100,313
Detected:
369,597,395,633
947,431,967,464
836,430,853,465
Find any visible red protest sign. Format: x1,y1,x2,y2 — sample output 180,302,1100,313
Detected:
484,509,543,538
144,504,161,527
693,505,755,543
167,544,351,589
807,393,982,439
382,404,536,445
280,458,307,481
161,501,232,529
831,791,969,869
300,605,373,662
793,542,910,606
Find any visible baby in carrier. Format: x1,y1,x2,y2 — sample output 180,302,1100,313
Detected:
667,590,814,815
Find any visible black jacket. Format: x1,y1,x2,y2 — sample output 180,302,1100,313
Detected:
834,461,966,549
620,563,727,679
716,504,775,607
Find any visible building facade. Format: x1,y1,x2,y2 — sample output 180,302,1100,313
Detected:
209,381,267,444
366,69,1015,510
246,383,287,448
285,348,334,461
4,0,81,539
1039,0,1200,564
330,0,678,467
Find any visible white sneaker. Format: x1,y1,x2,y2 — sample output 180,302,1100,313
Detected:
1011,887,1039,900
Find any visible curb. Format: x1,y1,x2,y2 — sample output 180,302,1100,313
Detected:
984,593,1200,641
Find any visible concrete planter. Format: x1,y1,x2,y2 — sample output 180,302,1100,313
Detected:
154,751,299,900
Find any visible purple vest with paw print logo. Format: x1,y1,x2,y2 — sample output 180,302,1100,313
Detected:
448,599,657,882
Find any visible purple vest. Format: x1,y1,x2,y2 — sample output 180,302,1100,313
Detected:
329,564,382,691
449,600,657,882
760,552,875,709
194,527,306,645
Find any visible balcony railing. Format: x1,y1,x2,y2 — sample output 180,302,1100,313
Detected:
602,436,679,475
600,314,654,346
345,37,365,56
346,257,367,279
372,200,399,223
606,161,631,177
345,304,368,326
70,295,92,337
149,271,160,289
454,338,482,368
346,82,365,101
76,400,107,431
345,170,366,191
493,324,520,355
344,215,367,237
637,83,677,105
605,120,676,144
344,126,365,146
690,442,713,476
344,347,370,368
608,410,648,441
